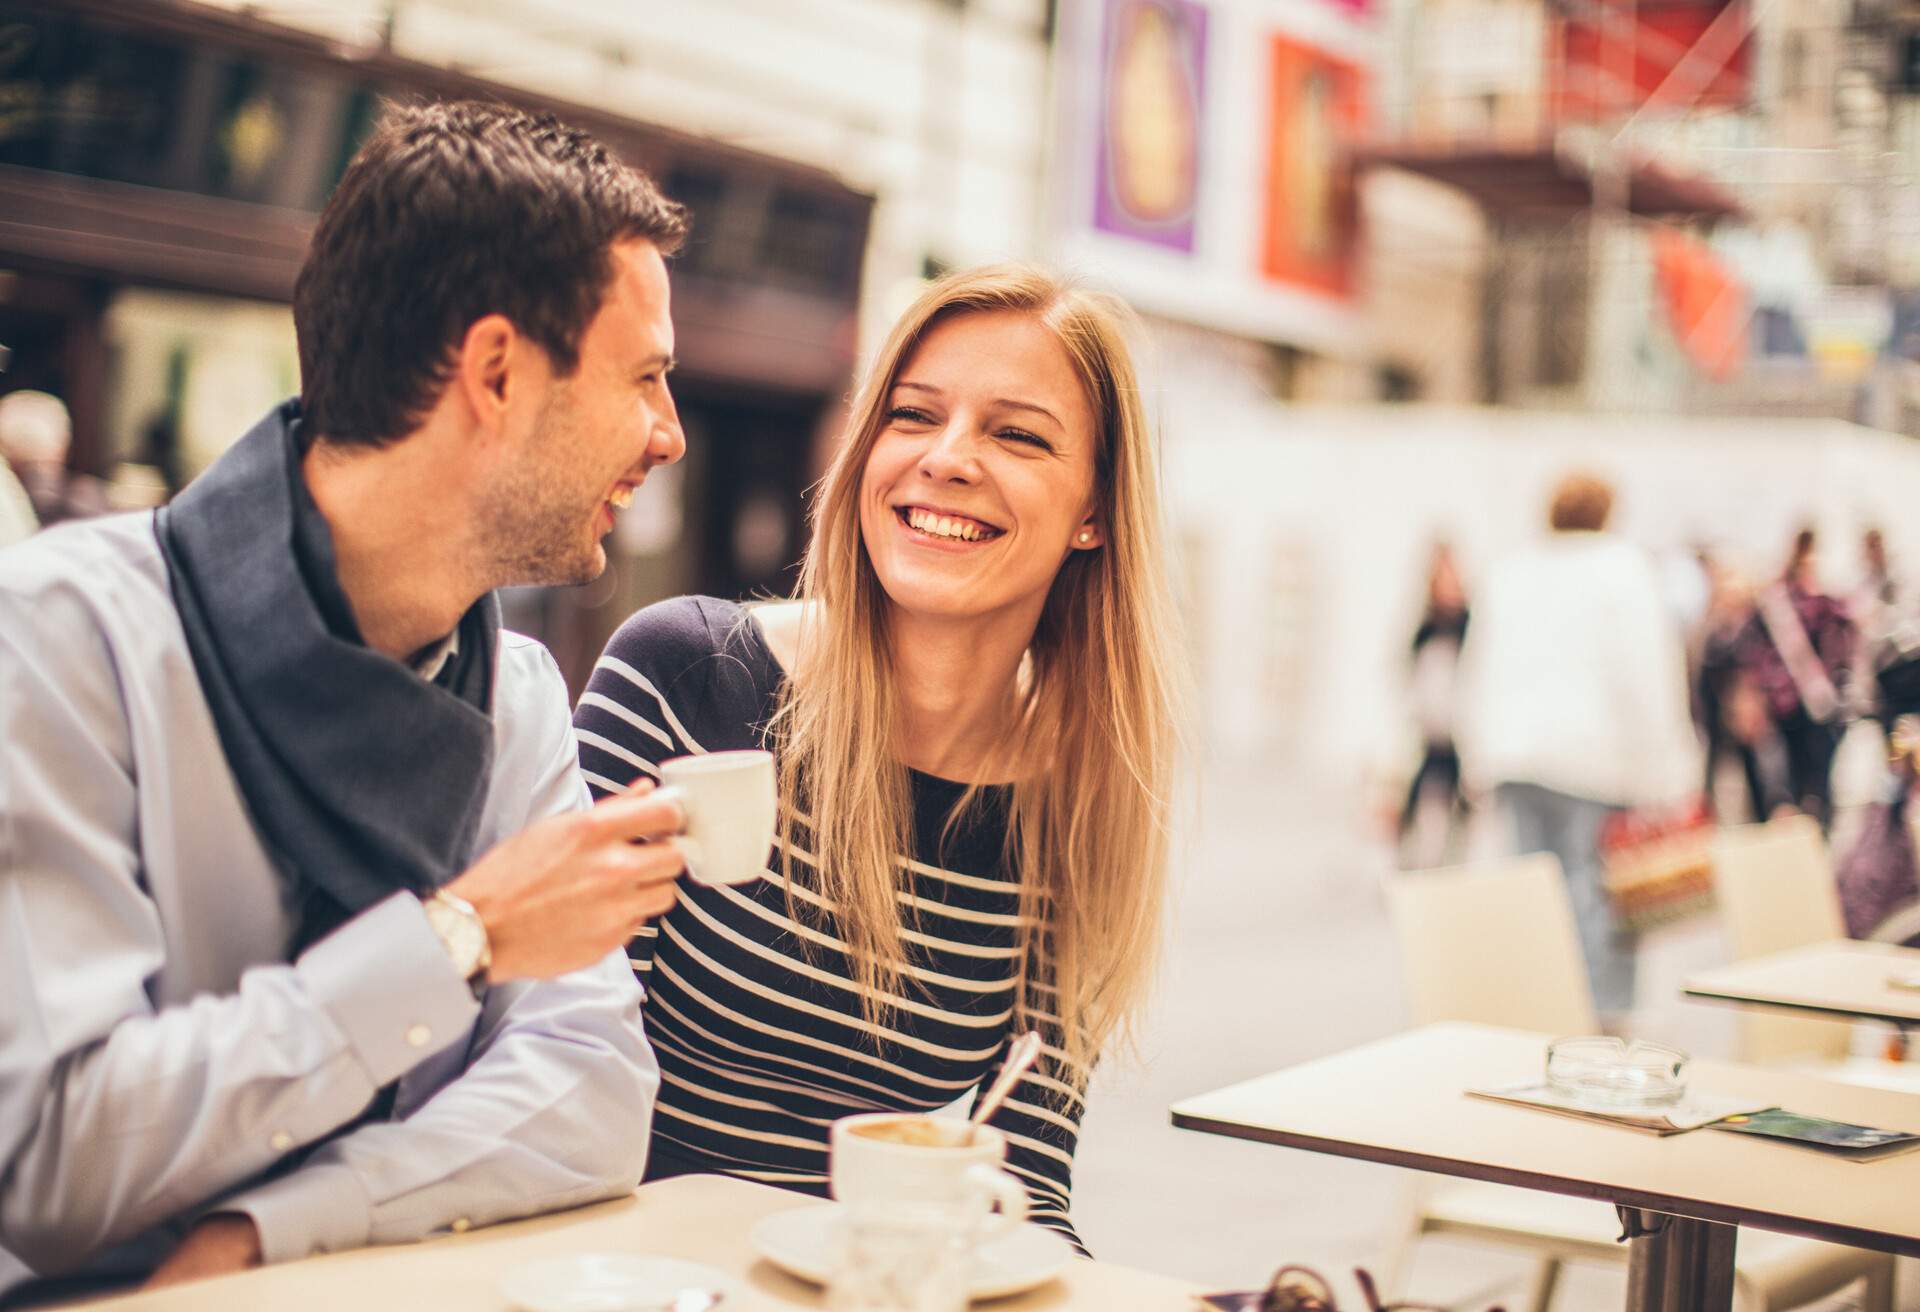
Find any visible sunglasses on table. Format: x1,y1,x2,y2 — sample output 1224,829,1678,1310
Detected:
1200,1265,1505,1312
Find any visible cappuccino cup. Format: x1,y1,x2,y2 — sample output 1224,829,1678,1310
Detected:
829,1113,1028,1242
654,750,777,887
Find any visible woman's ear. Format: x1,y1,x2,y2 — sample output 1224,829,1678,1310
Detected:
1072,517,1105,550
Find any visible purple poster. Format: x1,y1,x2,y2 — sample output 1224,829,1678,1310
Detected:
1094,0,1207,253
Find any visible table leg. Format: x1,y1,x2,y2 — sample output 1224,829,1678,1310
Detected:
1618,1208,1735,1312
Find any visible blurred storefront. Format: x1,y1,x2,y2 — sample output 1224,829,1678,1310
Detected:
0,0,870,689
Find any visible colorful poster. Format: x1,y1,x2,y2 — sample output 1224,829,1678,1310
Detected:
1261,34,1366,299
1094,0,1207,252
1554,2,1751,119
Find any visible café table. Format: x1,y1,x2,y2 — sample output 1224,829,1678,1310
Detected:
63,1174,1201,1311
1170,1022,1920,1312
1682,939,1920,1029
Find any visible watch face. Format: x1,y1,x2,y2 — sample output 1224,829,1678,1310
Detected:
427,896,485,977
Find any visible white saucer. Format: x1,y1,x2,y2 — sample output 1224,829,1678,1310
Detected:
748,1202,1073,1301
499,1253,742,1312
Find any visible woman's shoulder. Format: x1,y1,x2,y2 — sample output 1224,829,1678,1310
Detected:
601,595,741,671
595,595,778,718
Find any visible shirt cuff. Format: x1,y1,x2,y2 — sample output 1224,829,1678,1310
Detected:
222,1164,371,1265
296,892,482,1089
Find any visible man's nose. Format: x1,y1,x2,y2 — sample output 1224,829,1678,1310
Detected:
649,388,686,467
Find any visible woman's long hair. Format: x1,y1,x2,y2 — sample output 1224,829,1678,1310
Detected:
768,264,1183,1073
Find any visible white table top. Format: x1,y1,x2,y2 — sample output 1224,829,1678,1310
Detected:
62,1175,1200,1311
1171,1022,1920,1257
1683,939,1920,1027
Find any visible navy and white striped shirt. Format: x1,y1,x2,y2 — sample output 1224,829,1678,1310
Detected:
574,596,1087,1250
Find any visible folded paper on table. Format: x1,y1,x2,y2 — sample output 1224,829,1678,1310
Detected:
1467,1081,1774,1135
1712,1108,1920,1161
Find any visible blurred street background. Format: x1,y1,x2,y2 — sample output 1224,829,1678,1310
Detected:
9,0,1920,1304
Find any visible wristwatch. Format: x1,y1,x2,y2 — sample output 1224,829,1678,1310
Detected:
422,888,492,995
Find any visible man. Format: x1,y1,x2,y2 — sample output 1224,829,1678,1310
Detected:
0,102,691,1299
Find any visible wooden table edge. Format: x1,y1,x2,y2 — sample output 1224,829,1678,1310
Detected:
1168,1106,1920,1259
1680,983,1919,1029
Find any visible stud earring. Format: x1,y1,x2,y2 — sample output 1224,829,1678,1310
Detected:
1078,529,1093,544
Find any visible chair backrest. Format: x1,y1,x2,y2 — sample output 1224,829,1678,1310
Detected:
1709,816,1851,1063
1387,853,1599,1036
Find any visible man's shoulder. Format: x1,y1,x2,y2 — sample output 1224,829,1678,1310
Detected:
0,513,165,593
494,629,571,717
0,514,173,643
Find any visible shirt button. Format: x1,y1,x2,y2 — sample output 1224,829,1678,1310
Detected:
406,1023,432,1049
451,1217,472,1234
269,1130,294,1152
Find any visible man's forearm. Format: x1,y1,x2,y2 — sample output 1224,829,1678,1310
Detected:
1,895,478,1274
220,951,654,1263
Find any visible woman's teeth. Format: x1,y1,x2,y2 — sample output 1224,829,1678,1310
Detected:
904,507,992,542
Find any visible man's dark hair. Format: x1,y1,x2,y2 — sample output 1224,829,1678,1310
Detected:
295,100,688,447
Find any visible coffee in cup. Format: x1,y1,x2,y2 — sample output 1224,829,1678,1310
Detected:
848,1116,973,1149
829,1113,1028,1241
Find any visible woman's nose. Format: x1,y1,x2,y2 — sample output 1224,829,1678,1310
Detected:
918,422,980,483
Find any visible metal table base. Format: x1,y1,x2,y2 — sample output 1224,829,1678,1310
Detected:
1619,1208,1736,1312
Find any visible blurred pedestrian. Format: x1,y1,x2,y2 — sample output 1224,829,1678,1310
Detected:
1458,473,1700,1025
1695,560,1777,821
1851,527,1901,737
0,390,106,527
1740,528,1856,830
1857,527,1898,614
1399,541,1470,865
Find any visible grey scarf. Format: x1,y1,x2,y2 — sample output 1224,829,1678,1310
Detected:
157,400,499,952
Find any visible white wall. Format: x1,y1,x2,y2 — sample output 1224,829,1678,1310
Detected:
1159,399,1920,780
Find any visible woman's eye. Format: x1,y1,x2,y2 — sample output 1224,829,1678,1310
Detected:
999,428,1052,450
887,406,935,424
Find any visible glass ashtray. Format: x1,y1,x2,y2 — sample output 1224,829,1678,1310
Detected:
1545,1036,1688,1108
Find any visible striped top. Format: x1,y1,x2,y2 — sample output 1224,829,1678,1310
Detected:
573,597,1089,1251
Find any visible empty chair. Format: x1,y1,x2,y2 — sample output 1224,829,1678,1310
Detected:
1382,853,1892,1312
1709,817,1851,1064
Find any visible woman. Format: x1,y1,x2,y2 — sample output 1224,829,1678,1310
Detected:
573,266,1182,1251
1740,528,1856,830
1398,540,1470,865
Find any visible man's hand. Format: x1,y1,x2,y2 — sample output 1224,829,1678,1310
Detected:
143,1214,261,1289
445,778,686,982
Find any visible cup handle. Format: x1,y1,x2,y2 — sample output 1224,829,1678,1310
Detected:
649,783,686,822
963,1164,1028,1241
648,785,699,876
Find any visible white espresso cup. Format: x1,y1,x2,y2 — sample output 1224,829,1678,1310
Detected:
829,1113,1029,1243
653,750,777,886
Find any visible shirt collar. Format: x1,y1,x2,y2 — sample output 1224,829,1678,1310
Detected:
410,627,461,683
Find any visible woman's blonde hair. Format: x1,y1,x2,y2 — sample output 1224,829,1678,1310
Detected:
769,264,1182,1074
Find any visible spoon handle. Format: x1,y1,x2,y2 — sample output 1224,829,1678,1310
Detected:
970,1030,1044,1131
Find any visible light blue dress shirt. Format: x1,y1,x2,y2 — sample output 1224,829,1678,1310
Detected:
0,514,659,1296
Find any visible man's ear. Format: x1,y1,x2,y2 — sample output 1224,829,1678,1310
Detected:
453,314,518,432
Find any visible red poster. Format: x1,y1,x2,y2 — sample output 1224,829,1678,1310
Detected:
1261,35,1367,299
1554,2,1751,119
